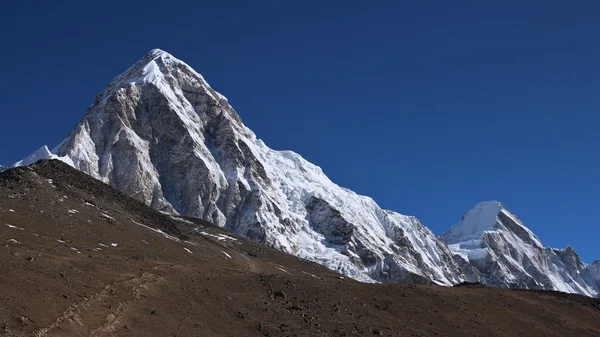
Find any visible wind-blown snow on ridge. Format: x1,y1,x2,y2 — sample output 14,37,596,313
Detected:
17,49,474,285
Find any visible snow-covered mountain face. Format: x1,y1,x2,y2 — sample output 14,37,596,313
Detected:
15,50,597,297
440,201,599,297
0,165,7,173
17,49,476,285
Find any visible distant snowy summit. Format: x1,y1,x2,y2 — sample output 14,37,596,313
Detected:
14,49,599,297
441,201,599,297
12,145,73,168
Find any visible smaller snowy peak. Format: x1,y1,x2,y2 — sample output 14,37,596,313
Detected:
13,146,74,168
441,200,542,248
13,146,54,167
441,201,598,297
0,165,7,173
441,201,502,245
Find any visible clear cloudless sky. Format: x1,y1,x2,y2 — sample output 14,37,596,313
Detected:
0,1,598,261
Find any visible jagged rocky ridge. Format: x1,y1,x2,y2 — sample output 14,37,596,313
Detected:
14,49,598,296
441,201,600,297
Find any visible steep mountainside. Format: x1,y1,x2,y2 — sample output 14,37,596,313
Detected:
441,201,599,297
15,49,478,285
1,160,600,337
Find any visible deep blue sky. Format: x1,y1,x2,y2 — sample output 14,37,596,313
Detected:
1,1,598,262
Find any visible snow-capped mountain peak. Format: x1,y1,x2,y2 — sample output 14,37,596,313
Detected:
442,200,543,248
15,49,475,286
442,201,502,244
441,202,598,297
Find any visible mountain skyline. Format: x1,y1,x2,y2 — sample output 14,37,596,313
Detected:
3,55,598,266
2,45,598,264
1,1,599,264
9,48,598,296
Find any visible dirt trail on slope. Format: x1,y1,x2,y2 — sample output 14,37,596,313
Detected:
33,272,163,337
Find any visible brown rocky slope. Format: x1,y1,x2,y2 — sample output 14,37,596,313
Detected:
0,160,599,337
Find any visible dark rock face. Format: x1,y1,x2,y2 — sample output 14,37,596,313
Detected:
305,196,354,245
497,211,540,247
